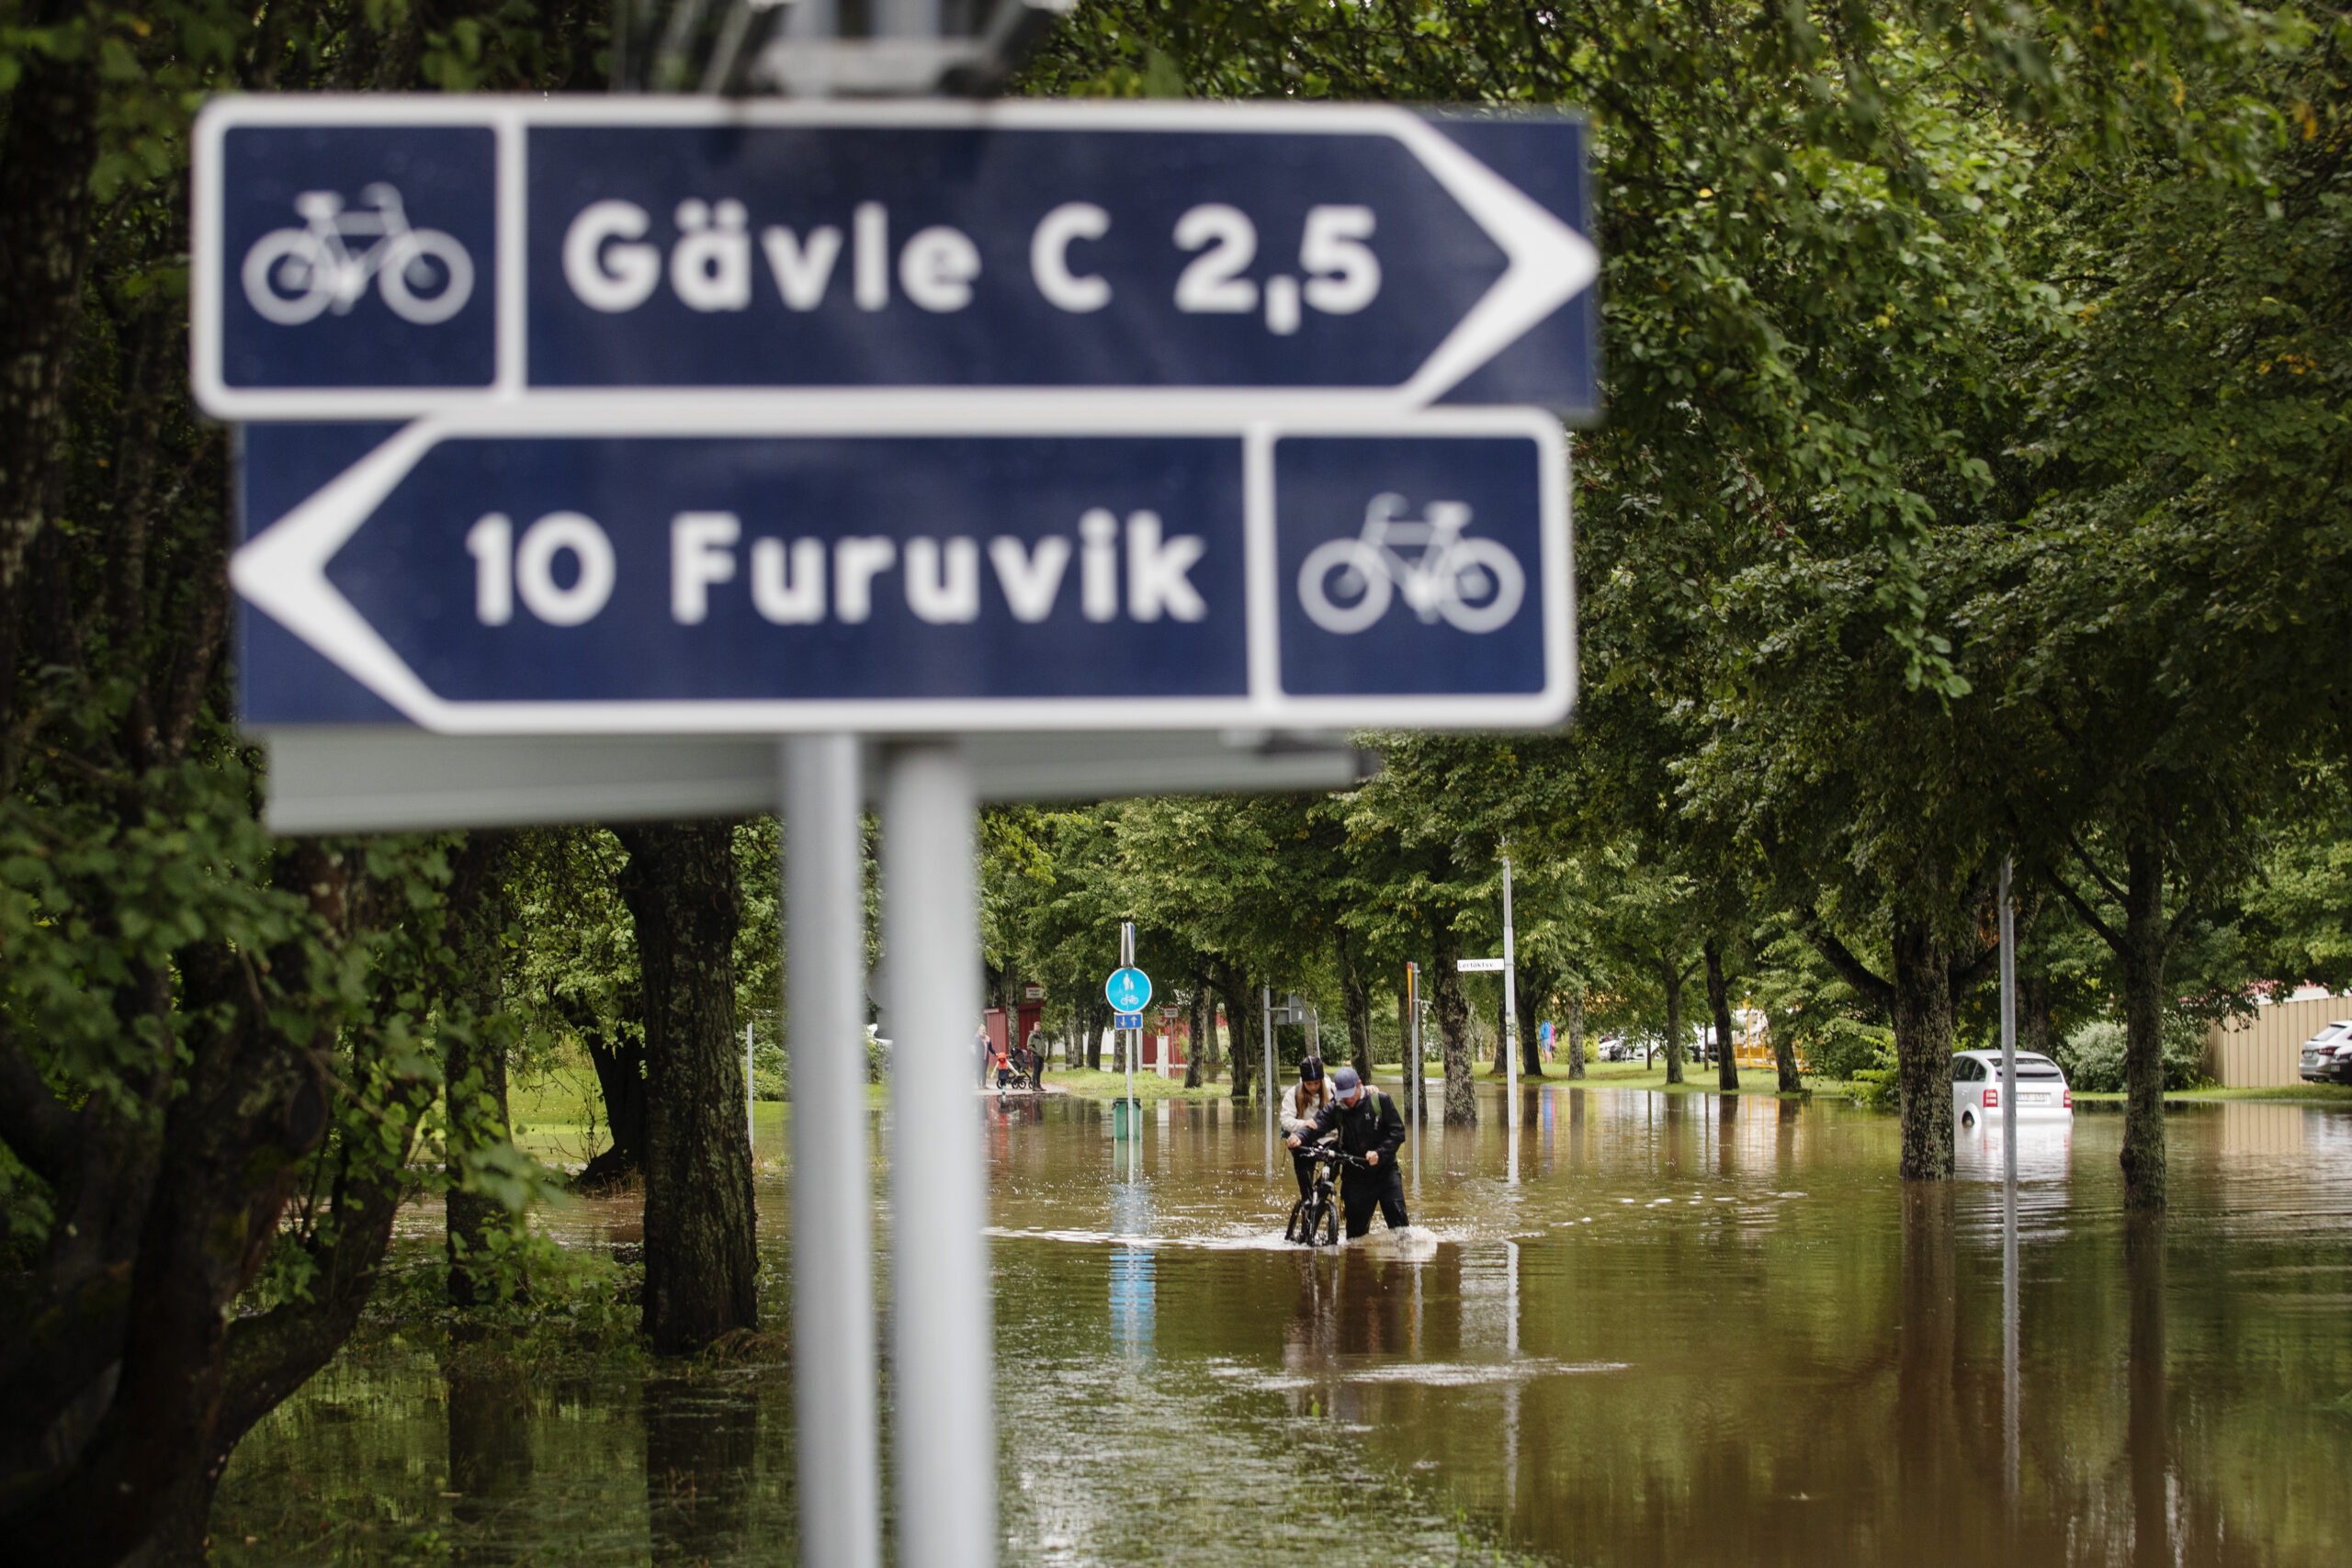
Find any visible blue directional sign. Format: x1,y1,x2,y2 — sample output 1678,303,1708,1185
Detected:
194,98,1598,419
1106,969,1153,1014
1114,1013,1144,1032
232,411,1572,732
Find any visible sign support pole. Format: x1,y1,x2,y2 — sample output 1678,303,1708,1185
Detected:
1406,960,1420,1139
1502,845,1518,1186
784,734,880,1568
882,739,992,1568
1120,921,1138,1178
1998,852,2019,1520
1261,985,1275,1145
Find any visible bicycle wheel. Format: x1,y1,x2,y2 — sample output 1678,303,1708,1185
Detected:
379,229,476,323
241,229,336,324
1284,1195,1309,1244
1315,1192,1340,1247
1296,538,1391,634
1437,537,1527,633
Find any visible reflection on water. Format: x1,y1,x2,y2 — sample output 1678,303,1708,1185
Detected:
1110,1181,1155,1360
211,1087,2352,1565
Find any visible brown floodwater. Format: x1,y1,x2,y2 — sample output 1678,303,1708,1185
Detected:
212,1083,2352,1565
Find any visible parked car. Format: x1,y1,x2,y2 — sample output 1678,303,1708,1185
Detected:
2300,1021,2352,1085
1951,1048,2073,1127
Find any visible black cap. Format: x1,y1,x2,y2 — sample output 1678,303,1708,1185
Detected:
1300,1057,1324,1082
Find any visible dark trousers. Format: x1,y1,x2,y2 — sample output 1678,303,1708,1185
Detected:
1291,1149,1319,1201
1340,1166,1409,1238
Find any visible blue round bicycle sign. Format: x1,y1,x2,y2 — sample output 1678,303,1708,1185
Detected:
1105,967,1153,1012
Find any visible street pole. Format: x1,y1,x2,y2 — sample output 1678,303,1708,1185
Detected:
1120,922,1136,1111
1999,852,2019,1522
882,739,991,1568
1261,985,1275,1145
1502,845,1518,1186
1406,961,1420,1137
782,734,878,1568
2000,854,2018,1177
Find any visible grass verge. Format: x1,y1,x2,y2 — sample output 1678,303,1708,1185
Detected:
1048,1067,1227,1100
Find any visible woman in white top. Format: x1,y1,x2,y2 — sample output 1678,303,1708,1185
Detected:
1279,1057,1336,1201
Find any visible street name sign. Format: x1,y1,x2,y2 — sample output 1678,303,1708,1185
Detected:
1457,957,1510,973
193,97,1597,421
235,409,1573,732
1105,968,1152,1013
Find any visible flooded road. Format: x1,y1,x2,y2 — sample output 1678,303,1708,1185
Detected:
214,1086,2352,1564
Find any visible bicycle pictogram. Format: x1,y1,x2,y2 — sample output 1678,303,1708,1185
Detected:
1296,491,1526,635
241,184,474,326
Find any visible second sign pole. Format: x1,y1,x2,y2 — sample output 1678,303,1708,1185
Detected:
882,738,994,1568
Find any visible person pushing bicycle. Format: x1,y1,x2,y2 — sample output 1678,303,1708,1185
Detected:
1279,1057,1337,1201
1285,1065,1410,1238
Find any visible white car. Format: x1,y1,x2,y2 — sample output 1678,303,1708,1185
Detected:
1952,1048,2073,1127
2299,1020,2352,1084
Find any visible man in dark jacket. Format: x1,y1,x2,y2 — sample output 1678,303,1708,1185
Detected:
1284,1065,1409,1238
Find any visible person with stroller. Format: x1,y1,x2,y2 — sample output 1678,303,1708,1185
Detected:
1279,1057,1337,1201
1285,1065,1410,1238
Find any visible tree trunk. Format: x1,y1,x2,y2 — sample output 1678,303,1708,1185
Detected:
122,855,485,1566
1660,958,1687,1086
1704,939,1740,1094
1515,964,1549,1079
1432,926,1477,1125
1890,913,1956,1181
1564,982,1586,1079
615,823,758,1352
2118,831,2169,1210
1086,1000,1103,1071
1183,985,1204,1089
1217,965,1255,1103
1489,977,1510,1076
444,834,517,1306
571,988,649,1189
2018,972,2055,1059
1339,931,1374,1081
1773,1012,1802,1093
0,34,100,769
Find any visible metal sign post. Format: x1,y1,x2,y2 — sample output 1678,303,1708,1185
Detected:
882,739,990,1568
783,732,878,1568
1998,852,2020,1519
1108,925,1148,1166
1405,960,1421,1135
1261,986,1276,1147
1501,844,1518,1186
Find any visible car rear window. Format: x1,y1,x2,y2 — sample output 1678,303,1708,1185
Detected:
2011,1056,2064,1078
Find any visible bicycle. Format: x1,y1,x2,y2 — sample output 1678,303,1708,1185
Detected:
1283,1144,1363,1249
242,183,475,326
1296,491,1527,636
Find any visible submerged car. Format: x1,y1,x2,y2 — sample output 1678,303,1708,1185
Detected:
1952,1048,2073,1127
2300,1021,2352,1084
